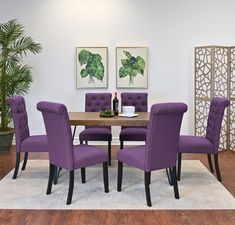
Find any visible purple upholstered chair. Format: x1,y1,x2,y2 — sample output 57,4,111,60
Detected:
7,96,48,179
178,97,230,182
37,101,109,205
78,93,112,165
117,103,187,207
119,93,148,149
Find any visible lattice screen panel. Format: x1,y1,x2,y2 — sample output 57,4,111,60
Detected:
195,47,212,99
229,47,235,151
230,47,235,97
229,101,235,150
214,47,228,98
195,99,210,136
195,46,235,151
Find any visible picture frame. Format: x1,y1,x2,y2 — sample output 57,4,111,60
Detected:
76,47,108,88
116,47,148,88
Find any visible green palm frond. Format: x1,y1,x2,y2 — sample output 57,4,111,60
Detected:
5,62,32,97
0,19,24,47
13,36,42,57
0,19,42,63
0,19,42,130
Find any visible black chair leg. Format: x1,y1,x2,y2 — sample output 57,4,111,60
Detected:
120,141,124,149
177,153,182,181
117,161,123,191
207,154,214,173
72,125,77,141
108,141,111,166
47,163,55,195
85,141,88,145
66,170,74,205
53,166,62,185
13,152,21,179
145,171,152,207
214,154,221,182
80,141,83,145
171,166,180,199
81,167,86,183
103,162,109,193
21,152,28,171
166,168,173,186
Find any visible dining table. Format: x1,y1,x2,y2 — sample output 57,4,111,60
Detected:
68,112,150,127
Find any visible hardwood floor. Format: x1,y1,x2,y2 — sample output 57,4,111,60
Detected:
0,146,234,225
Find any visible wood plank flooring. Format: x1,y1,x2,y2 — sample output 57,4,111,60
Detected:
0,146,234,225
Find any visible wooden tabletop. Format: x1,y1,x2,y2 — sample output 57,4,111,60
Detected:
69,112,150,126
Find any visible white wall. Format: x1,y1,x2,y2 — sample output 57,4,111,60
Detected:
1,0,235,138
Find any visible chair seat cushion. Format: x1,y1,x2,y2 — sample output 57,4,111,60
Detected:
117,145,146,171
179,135,214,154
73,145,108,169
119,128,147,141
20,135,48,152
79,128,112,141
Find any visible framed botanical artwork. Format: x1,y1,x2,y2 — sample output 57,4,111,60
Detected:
116,47,148,88
76,47,108,88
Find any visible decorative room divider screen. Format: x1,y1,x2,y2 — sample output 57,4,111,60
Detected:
195,45,235,151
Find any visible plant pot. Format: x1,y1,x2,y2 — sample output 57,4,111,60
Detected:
0,129,14,152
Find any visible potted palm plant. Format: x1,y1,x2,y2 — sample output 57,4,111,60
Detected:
0,19,42,151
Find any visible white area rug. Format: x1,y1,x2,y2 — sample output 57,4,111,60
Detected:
0,160,234,210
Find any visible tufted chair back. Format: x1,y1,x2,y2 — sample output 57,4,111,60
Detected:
85,93,112,129
121,92,148,112
205,97,230,153
7,96,30,152
121,92,148,129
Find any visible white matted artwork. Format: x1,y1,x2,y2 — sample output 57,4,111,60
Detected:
76,47,108,88
116,47,148,88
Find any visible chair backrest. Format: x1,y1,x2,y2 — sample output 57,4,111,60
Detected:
121,92,148,112
206,97,230,152
37,101,74,170
7,96,30,152
145,103,187,171
121,92,148,129
85,93,111,129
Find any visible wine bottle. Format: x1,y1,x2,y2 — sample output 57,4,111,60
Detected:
113,92,119,115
